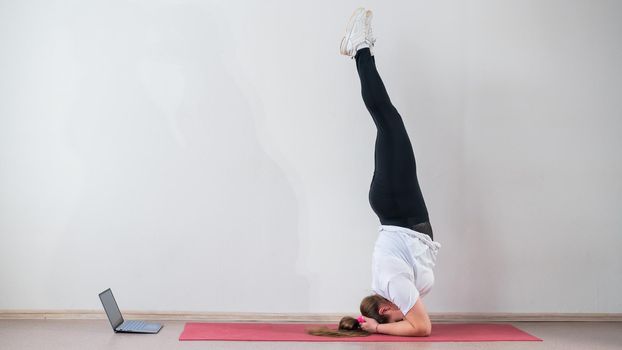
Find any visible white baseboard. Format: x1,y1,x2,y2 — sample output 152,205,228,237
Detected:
1,310,621,322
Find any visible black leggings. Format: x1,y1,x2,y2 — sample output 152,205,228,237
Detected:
355,47,433,239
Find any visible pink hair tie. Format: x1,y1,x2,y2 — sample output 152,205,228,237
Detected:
357,316,365,323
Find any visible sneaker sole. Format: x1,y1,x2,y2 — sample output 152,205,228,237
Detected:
340,7,366,56
365,10,376,55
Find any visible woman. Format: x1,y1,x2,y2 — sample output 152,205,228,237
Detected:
308,8,442,338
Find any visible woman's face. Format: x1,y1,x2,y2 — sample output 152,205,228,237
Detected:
382,302,405,323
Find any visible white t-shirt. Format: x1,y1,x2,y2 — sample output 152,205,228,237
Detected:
371,225,442,315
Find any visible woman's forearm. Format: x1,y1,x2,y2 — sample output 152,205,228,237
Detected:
377,320,430,337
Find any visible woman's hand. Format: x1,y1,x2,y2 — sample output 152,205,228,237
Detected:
359,316,380,333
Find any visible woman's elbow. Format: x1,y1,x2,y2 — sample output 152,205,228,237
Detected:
422,324,432,337
411,324,432,337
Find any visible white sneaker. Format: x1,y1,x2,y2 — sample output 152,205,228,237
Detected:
339,7,374,58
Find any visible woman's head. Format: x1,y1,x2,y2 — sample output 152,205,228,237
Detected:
360,293,403,323
306,294,402,338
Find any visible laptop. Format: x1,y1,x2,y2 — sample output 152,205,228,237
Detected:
99,288,163,333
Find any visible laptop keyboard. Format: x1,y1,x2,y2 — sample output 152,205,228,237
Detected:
118,320,148,331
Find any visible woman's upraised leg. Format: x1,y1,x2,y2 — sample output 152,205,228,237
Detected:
354,47,433,238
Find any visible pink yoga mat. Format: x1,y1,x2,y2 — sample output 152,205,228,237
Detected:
179,322,542,342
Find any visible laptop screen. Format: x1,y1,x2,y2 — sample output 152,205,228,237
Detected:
99,289,123,330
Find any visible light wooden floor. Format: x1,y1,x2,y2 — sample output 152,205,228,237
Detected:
0,320,620,349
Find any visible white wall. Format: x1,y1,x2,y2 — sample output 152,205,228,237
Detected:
1,0,621,314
